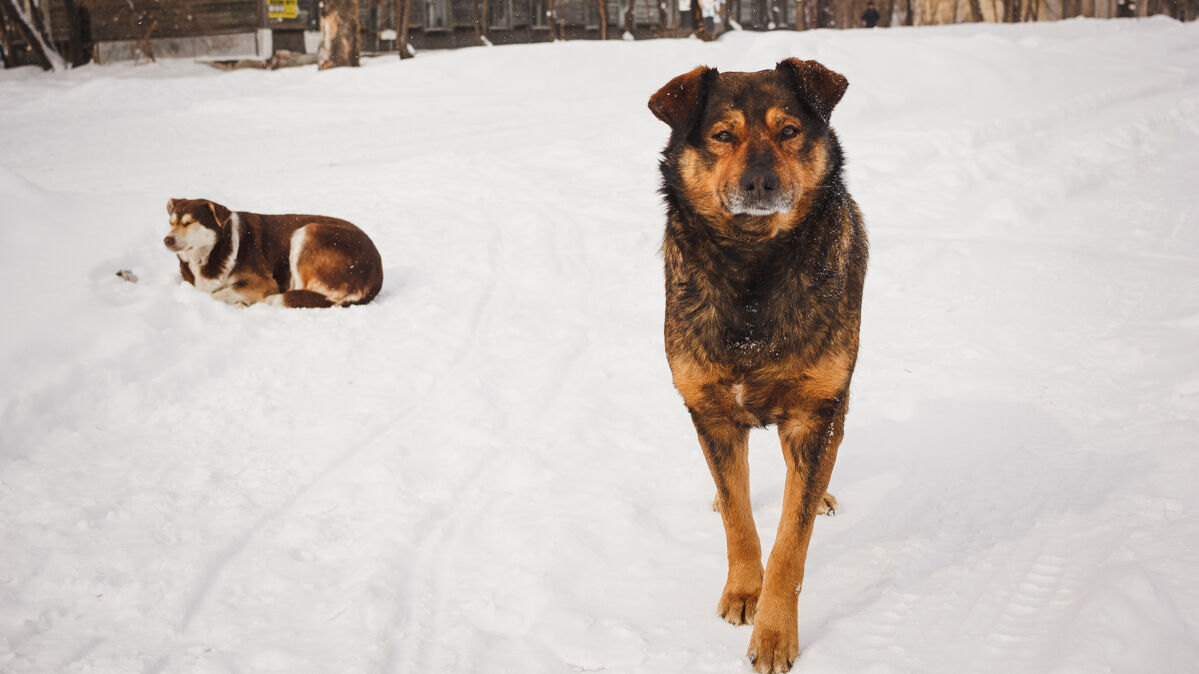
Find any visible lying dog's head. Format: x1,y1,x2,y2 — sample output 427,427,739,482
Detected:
164,198,232,259
650,59,848,240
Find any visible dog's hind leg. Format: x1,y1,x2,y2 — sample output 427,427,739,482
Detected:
264,290,335,308
692,414,763,627
817,492,838,516
747,395,848,673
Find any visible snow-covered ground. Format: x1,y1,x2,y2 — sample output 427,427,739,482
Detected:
2,17,1198,674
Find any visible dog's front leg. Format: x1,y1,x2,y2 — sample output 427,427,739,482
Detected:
748,396,847,674
211,285,249,306
691,413,763,626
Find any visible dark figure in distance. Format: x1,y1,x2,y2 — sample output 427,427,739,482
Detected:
862,1,880,26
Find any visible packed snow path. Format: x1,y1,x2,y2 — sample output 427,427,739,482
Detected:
2,17,1198,674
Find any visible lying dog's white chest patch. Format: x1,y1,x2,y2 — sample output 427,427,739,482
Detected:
192,268,222,293
288,225,308,291
183,213,241,293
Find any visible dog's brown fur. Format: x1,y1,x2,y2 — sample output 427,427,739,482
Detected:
650,59,867,673
164,198,383,308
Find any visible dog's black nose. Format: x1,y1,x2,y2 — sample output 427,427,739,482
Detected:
740,168,780,195
164,235,176,248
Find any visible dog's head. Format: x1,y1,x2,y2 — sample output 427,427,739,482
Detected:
164,198,232,258
650,59,848,239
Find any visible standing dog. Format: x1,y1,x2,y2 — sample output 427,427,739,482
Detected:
650,59,867,673
164,198,383,308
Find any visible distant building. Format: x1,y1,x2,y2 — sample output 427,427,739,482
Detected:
1,0,1194,67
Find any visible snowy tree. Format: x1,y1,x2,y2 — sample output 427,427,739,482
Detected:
396,0,414,58
319,0,361,69
597,0,608,39
0,0,65,70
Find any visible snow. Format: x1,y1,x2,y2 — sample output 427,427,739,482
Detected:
2,16,1199,674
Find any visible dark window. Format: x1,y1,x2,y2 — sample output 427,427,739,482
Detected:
426,0,451,26
489,0,511,27
531,0,549,24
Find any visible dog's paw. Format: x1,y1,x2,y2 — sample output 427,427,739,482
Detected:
717,565,763,626
817,491,838,516
718,587,759,626
747,624,799,673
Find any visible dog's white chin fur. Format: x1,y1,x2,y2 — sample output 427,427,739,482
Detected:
171,227,218,265
725,192,796,217
730,206,790,216
176,244,213,266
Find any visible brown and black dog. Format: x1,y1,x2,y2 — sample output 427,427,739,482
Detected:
650,59,867,673
164,198,383,308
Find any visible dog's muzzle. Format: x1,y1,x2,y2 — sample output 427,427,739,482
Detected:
727,166,793,216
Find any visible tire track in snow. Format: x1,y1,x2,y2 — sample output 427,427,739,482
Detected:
177,410,418,633
382,451,507,673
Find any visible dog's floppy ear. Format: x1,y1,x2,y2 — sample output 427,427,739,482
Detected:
167,198,177,214
649,66,717,135
776,58,848,125
207,201,232,228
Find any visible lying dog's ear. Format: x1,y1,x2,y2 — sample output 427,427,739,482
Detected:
649,66,717,136
776,58,848,126
167,198,176,214
207,201,232,228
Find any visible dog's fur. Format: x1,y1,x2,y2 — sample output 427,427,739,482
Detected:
650,59,867,673
164,198,383,308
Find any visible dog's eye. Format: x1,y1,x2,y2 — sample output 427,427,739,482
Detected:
712,130,736,143
780,125,800,139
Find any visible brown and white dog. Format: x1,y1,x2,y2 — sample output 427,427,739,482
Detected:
650,60,867,673
163,198,383,308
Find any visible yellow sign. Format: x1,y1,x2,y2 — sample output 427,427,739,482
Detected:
268,0,299,19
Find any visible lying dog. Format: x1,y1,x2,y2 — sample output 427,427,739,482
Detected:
163,198,383,308
650,59,868,673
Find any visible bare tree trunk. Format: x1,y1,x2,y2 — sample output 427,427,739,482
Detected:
795,0,806,26
0,5,12,67
1004,0,1020,20
548,0,560,38
0,0,62,70
968,0,984,20
657,0,670,34
723,0,734,28
902,0,913,24
481,0,491,42
319,0,360,69
28,0,52,47
397,0,413,57
62,0,84,66
689,0,708,36
624,0,635,35
597,0,608,39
